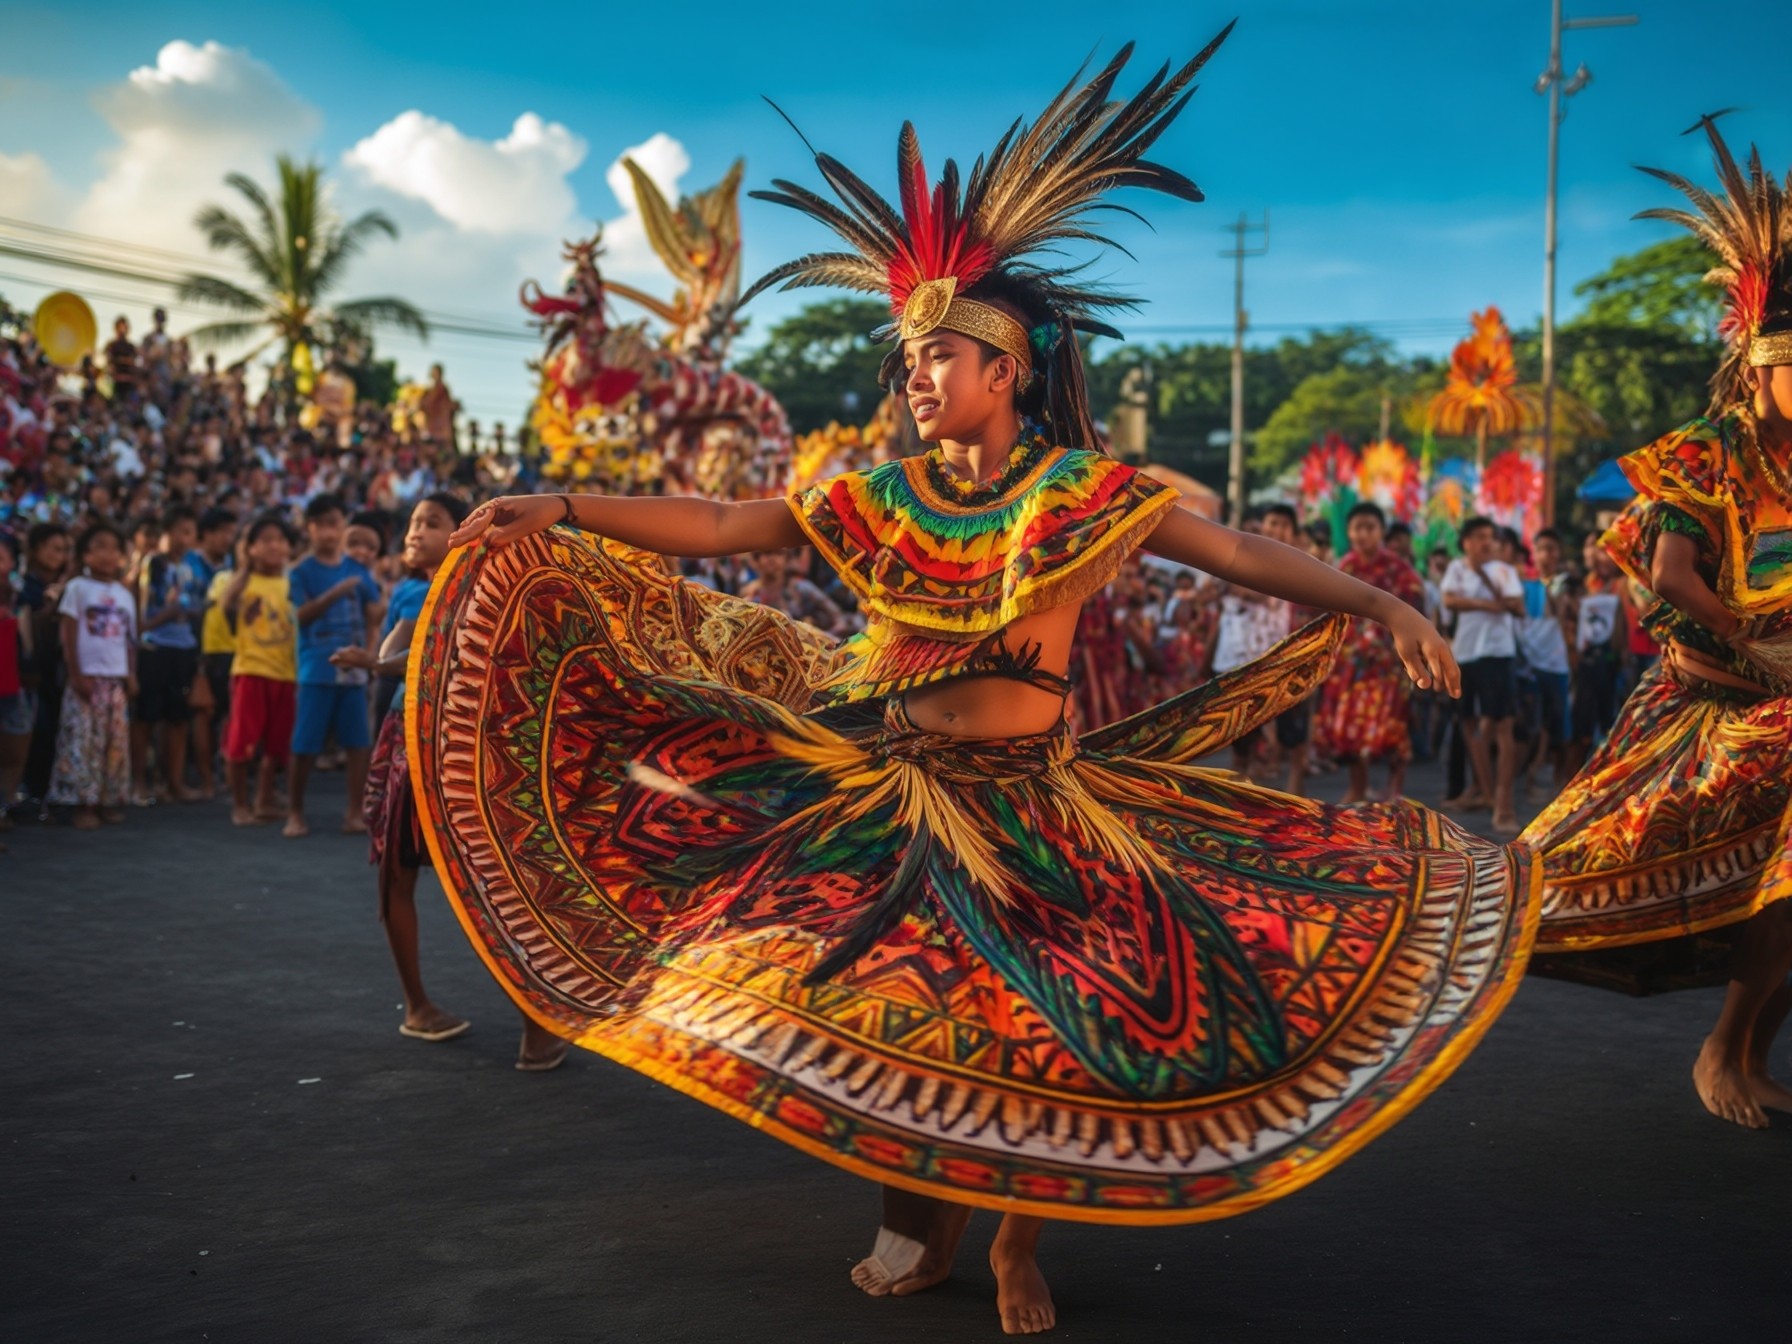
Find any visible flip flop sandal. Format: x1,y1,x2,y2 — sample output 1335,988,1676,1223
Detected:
399,1019,471,1042
516,1041,571,1072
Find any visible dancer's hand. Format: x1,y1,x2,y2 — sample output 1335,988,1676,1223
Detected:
1388,607,1460,696
449,495,569,549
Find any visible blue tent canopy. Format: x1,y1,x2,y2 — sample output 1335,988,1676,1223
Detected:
1577,457,1636,504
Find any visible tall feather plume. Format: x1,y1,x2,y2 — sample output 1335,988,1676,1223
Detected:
1634,111,1792,411
743,23,1234,323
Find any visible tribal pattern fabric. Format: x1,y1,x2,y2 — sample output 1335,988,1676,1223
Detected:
1312,547,1425,764
1606,410,1792,673
790,442,1179,700
410,528,1537,1225
1521,665,1792,960
1524,409,1792,975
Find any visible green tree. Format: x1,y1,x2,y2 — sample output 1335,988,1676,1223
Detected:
177,156,428,362
1253,365,1404,474
1087,329,1417,487
1570,235,1721,338
734,298,891,434
1515,321,1716,522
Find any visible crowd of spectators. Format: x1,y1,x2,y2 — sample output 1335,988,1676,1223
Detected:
0,298,1660,851
0,303,530,842
1075,502,1658,835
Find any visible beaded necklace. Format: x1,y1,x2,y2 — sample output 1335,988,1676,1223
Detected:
923,428,1052,508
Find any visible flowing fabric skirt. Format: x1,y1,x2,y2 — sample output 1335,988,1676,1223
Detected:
409,530,1538,1225
1521,663,1792,993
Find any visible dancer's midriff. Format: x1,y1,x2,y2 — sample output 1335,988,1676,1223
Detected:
901,603,1080,738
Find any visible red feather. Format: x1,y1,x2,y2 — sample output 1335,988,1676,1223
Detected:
1721,263,1769,345
886,125,996,311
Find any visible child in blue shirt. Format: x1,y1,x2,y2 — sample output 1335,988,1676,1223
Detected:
285,493,379,838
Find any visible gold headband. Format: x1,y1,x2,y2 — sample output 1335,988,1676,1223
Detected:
1748,330,1792,367
898,277,1033,389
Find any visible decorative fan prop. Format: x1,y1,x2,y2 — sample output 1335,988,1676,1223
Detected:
1297,433,1361,553
1424,307,1539,470
1476,447,1546,541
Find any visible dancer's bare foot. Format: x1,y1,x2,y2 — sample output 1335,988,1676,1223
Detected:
1695,1035,1767,1128
1745,983,1792,1115
1490,812,1522,836
231,806,266,827
991,1240,1056,1336
341,816,368,836
851,1189,970,1297
888,1203,971,1296
1745,1072,1792,1115
282,814,309,838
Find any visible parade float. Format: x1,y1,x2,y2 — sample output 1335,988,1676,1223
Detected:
524,159,793,497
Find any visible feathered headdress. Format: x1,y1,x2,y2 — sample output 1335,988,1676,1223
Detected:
1637,113,1792,410
743,26,1235,448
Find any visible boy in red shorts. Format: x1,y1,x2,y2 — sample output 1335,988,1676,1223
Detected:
219,515,295,826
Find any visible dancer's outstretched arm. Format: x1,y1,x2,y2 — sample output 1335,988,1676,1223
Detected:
448,493,805,558
1145,506,1460,694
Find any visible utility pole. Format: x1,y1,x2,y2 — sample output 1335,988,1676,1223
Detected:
1536,0,1635,526
1222,211,1269,525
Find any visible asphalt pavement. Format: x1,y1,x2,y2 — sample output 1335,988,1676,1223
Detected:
2,758,1784,1344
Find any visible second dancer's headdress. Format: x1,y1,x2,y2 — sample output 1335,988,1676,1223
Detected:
1639,113,1792,411
743,26,1235,448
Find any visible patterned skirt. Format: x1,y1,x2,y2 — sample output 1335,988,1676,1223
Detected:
1313,660,1412,764
1520,662,1792,994
365,709,428,908
409,530,1537,1225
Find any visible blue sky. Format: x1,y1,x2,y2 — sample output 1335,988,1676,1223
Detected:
2,1,1787,424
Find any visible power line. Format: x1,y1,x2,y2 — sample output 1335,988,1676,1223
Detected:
0,215,548,336
2,219,1486,351
0,242,539,343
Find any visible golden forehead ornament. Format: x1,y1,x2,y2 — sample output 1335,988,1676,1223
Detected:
899,278,1034,390
1748,330,1792,367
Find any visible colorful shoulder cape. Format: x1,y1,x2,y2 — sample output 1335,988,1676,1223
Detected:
1605,410,1792,626
788,437,1179,699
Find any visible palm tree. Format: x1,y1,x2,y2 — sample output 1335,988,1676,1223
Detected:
177,156,428,366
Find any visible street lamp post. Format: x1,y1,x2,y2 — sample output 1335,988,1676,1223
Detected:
1535,0,1636,526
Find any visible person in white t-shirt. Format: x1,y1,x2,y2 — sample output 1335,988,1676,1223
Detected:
48,523,138,827
1438,516,1525,833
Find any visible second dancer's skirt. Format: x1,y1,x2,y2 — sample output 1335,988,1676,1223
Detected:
1522,661,1792,993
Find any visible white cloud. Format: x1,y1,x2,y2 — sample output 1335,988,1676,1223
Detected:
0,151,73,220
73,40,321,255
4,40,705,421
343,111,587,236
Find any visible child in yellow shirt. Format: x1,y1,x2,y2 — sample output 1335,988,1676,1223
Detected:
219,516,296,826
